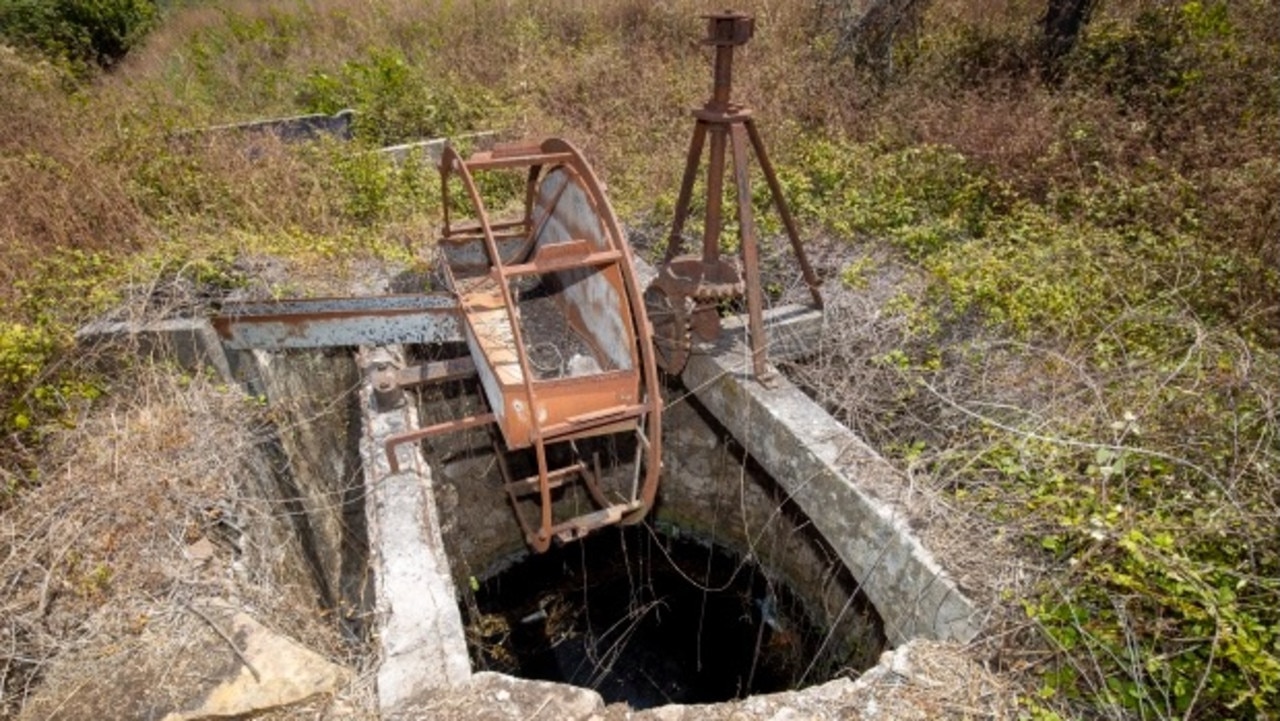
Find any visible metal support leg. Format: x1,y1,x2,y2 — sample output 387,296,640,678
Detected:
745,118,823,309
702,125,729,263
730,124,776,385
665,122,707,262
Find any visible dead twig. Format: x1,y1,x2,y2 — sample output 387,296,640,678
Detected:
182,603,261,683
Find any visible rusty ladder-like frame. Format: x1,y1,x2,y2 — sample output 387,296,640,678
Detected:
383,138,664,553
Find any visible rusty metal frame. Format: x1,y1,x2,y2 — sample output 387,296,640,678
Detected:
418,137,664,552
208,139,664,555
212,294,462,350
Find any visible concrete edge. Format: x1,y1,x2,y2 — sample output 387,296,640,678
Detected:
682,339,982,646
356,346,472,713
75,317,234,382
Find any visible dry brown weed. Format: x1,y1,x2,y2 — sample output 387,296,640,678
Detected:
0,357,362,717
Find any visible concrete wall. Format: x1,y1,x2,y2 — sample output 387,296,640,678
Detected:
682,339,981,645
656,398,886,671
233,349,371,634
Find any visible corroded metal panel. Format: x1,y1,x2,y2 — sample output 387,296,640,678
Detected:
531,167,636,373
212,295,461,350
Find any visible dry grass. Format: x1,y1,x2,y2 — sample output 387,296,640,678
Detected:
847,640,1019,720
0,49,148,306
788,237,1280,717
0,357,362,717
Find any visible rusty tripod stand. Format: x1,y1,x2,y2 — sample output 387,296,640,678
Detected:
652,11,823,384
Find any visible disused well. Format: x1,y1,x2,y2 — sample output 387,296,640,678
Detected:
413,352,886,706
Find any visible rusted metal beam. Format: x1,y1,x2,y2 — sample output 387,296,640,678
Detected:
499,248,623,278
385,412,497,474
212,295,461,350
371,356,478,411
393,357,478,388
459,151,576,172
502,461,589,497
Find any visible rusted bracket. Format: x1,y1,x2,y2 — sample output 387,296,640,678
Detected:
384,412,497,474
371,356,478,411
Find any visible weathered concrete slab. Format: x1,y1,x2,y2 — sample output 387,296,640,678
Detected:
717,302,824,363
389,639,1011,720
377,131,497,165
187,109,355,144
389,672,605,721
357,346,471,713
75,316,234,380
681,334,981,645
163,600,351,721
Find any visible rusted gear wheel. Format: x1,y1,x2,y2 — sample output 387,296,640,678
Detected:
660,255,745,299
658,255,745,343
643,283,693,374
689,302,722,342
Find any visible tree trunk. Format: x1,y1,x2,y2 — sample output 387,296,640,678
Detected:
820,0,931,83
1041,0,1098,81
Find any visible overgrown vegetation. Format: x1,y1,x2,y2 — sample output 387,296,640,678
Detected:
1,0,1276,718
0,0,157,73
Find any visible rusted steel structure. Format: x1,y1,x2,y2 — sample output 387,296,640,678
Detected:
647,11,823,383
214,139,664,554
211,295,461,349
382,138,664,552
208,10,816,553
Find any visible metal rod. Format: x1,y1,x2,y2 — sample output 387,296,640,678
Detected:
711,44,734,111
533,438,553,553
745,118,823,309
702,125,728,263
665,121,707,262
730,124,771,382
385,412,497,474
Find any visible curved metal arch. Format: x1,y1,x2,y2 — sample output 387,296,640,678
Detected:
436,137,664,550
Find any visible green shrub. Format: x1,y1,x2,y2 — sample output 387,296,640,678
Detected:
1026,500,1280,717
0,0,157,71
775,138,1000,257
0,322,59,433
0,318,101,500
298,47,496,146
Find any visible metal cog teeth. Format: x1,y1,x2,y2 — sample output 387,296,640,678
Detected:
655,255,745,304
689,279,745,301
643,282,694,375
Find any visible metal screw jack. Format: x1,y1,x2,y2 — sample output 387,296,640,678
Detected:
650,10,823,383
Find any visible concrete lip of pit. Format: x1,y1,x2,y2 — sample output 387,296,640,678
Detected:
680,314,981,646
358,346,472,709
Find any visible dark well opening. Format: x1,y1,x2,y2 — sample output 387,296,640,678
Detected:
414,342,887,708
463,525,878,709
